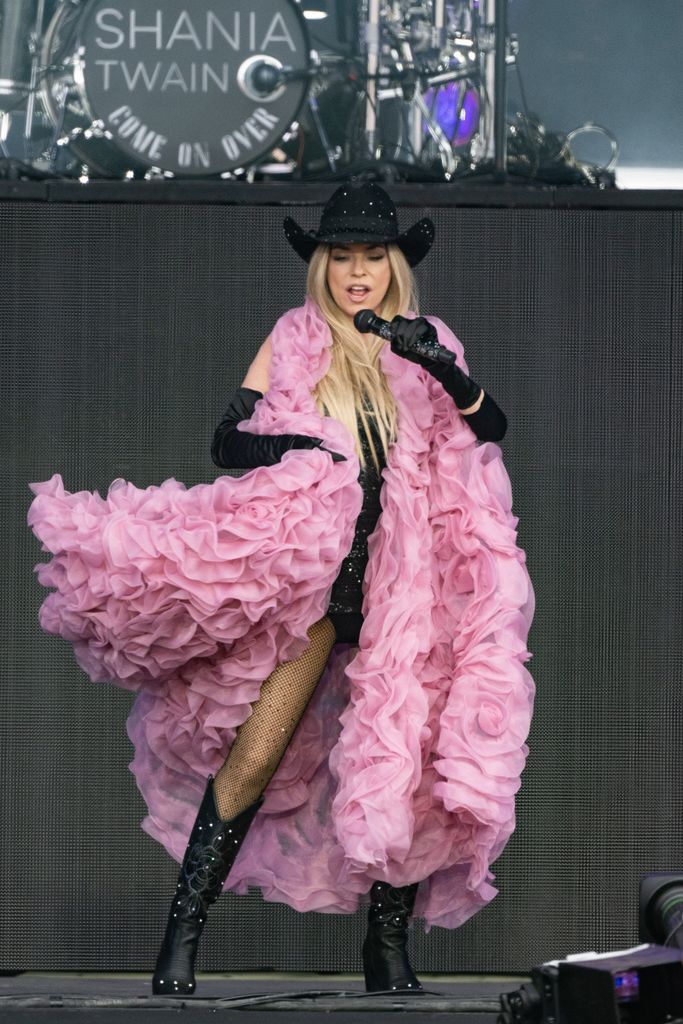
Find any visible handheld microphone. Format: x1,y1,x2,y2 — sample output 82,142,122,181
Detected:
353,310,455,366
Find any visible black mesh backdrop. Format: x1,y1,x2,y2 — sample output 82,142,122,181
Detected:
1,199,682,973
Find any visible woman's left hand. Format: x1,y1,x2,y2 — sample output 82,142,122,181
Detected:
389,315,440,368
390,315,493,422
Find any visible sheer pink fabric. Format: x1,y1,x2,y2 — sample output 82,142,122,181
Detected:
28,300,534,929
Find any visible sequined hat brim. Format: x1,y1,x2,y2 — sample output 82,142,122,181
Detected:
283,216,435,268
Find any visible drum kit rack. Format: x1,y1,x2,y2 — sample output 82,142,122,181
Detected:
0,0,609,185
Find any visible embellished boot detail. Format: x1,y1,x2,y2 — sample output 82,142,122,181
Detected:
152,779,262,996
362,881,423,993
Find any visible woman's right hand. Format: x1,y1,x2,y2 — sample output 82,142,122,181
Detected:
286,435,347,462
213,342,346,468
212,389,346,469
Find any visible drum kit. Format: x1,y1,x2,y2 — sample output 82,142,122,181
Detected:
0,0,509,181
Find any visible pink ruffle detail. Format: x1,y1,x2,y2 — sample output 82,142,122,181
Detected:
29,451,360,689
328,317,534,927
27,302,534,930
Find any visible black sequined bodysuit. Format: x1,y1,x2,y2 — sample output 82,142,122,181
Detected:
326,414,386,644
212,383,507,646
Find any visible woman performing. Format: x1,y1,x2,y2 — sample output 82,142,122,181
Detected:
28,182,534,997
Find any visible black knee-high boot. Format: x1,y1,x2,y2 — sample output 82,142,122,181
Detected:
362,881,423,993
152,778,262,996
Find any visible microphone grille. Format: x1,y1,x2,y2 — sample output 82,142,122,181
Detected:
353,309,376,333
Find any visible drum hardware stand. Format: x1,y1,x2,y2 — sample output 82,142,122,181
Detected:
307,90,341,172
394,0,448,169
413,90,457,176
350,1,492,180
363,0,381,158
284,49,342,174
414,63,480,176
432,0,446,51
374,68,468,177
37,3,137,181
0,0,51,167
24,0,47,147
143,166,173,181
44,79,73,171
493,0,509,179
382,0,513,182
0,108,12,161
473,0,516,178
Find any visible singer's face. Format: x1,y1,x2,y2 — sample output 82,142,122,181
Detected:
326,243,391,321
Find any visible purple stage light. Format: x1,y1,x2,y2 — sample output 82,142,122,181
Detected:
424,81,480,146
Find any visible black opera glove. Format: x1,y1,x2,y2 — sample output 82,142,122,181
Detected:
211,386,346,469
390,315,481,411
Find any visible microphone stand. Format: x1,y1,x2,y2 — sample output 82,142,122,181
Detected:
493,0,508,179
24,0,47,147
364,0,380,158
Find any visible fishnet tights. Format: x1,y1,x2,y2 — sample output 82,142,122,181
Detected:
213,616,337,821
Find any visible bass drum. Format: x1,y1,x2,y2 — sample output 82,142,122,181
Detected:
41,0,311,177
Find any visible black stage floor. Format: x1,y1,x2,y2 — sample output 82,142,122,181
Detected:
0,972,514,1022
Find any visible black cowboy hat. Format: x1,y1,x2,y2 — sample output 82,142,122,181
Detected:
283,181,435,268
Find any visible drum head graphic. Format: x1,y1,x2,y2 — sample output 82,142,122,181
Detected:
76,0,310,175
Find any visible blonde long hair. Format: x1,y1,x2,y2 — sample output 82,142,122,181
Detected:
306,244,418,470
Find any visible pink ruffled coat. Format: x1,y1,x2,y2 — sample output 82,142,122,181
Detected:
28,300,534,929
